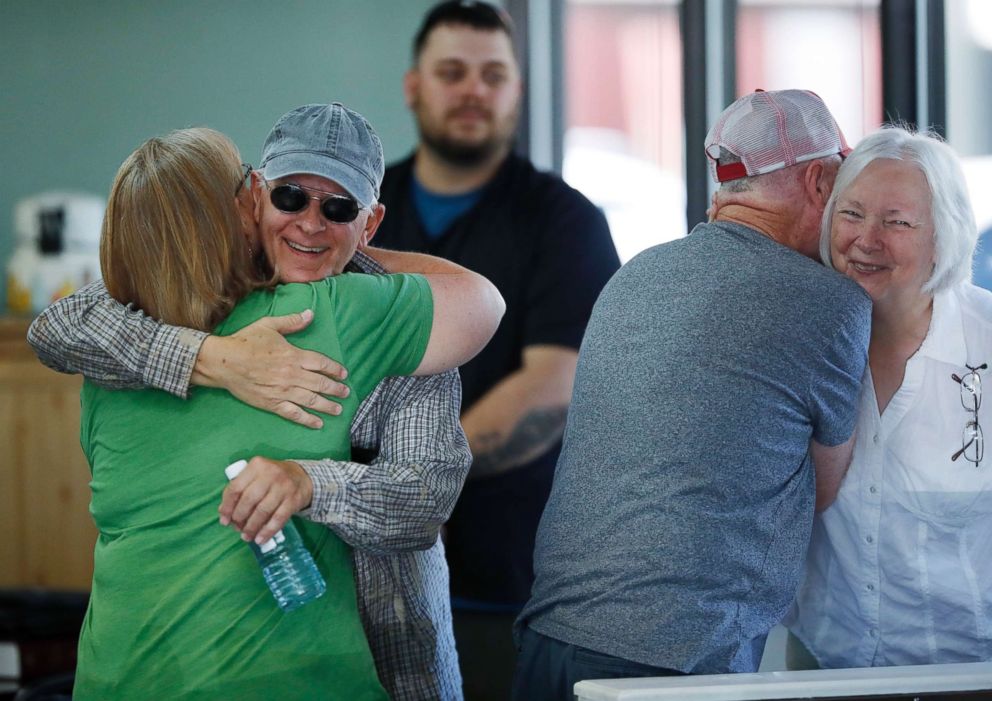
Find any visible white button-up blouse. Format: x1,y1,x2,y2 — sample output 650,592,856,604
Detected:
786,282,992,667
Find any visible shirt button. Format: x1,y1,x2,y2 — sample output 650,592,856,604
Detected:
869,485,878,494
867,583,875,591
872,434,880,444
866,535,873,544
870,628,878,638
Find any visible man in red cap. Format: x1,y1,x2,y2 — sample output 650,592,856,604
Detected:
512,89,869,700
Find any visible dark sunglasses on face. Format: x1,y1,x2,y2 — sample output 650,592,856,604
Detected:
267,181,362,224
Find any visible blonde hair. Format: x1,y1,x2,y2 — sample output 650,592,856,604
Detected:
100,127,262,331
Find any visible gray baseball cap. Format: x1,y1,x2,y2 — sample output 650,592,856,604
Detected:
259,103,384,208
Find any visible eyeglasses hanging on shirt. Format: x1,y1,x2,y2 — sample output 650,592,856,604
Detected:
951,362,987,466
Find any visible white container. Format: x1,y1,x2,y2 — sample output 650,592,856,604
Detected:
6,192,104,316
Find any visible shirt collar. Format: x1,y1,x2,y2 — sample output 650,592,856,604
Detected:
346,249,385,274
916,285,968,366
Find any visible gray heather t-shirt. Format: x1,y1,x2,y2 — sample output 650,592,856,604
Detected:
519,221,871,674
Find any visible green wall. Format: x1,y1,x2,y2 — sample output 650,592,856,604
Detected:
0,0,438,311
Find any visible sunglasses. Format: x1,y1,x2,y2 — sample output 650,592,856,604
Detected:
266,181,362,224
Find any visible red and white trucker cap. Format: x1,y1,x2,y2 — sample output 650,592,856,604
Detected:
704,89,852,183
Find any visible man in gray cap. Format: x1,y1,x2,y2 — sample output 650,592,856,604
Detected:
248,103,387,283
29,103,471,700
512,89,872,700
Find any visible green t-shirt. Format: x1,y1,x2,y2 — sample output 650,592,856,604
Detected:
73,273,432,701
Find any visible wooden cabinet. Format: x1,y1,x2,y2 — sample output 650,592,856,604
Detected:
0,318,95,590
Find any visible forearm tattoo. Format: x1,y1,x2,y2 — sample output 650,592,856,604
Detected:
471,406,569,478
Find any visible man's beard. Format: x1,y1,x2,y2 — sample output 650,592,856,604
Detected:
416,103,519,167
420,130,504,167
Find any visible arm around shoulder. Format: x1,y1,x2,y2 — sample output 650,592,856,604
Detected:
417,268,504,375
27,279,204,395
362,246,505,375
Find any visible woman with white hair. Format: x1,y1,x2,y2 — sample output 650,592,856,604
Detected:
785,125,992,667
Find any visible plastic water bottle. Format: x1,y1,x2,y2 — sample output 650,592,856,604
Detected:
224,460,327,612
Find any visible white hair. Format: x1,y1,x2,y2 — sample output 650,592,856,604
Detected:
819,125,977,294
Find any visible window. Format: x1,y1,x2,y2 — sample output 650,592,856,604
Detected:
947,0,992,289
562,0,685,263
736,0,883,145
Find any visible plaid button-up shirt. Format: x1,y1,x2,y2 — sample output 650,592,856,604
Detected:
28,251,467,700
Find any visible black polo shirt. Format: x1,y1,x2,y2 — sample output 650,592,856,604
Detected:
376,152,620,606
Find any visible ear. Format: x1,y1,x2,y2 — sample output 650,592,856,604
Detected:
235,194,251,231
707,190,722,222
803,159,835,211
249,171,264,223
358,203,386,249
403,70,419,109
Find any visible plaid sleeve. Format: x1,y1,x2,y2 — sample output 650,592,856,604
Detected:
26,280,205,398
347,249,388,274
297,370,470,554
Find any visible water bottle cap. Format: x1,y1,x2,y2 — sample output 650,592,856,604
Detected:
224,459,248,481
258,530,286,554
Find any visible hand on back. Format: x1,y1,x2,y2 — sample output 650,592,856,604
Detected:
194,310,349,429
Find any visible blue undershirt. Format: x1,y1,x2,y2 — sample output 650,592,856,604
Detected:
410,176,483,239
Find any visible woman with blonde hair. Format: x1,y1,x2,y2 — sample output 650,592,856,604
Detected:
73,127,502,700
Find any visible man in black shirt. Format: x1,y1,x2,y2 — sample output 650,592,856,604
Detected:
374,3,620,698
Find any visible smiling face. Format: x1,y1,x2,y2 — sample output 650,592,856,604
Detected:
830,158,937,310
405,24,522,166
253,173,382,283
